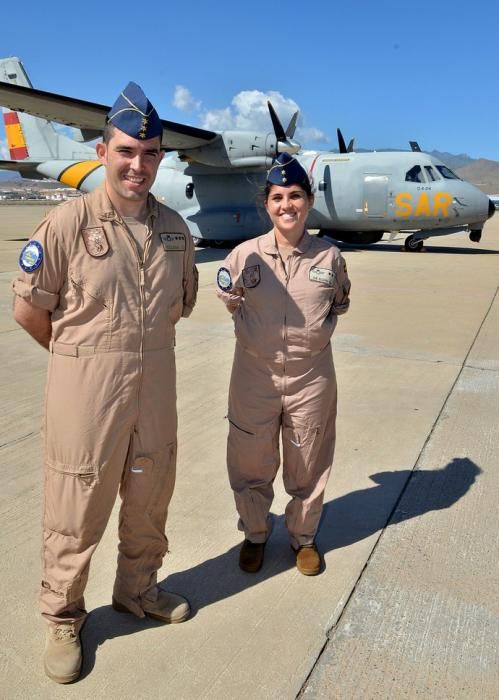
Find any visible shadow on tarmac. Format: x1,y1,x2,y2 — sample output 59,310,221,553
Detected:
80,457,481,676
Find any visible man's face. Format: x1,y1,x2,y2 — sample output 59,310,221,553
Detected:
96,129,163,204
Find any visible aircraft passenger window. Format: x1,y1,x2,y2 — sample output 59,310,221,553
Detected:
405,165,424,183
185,182,194,199
436,165,460,180
424,166,438,181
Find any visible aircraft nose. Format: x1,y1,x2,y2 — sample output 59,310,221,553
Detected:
488,198,497,219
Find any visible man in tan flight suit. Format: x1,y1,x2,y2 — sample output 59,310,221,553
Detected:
217,153,350,577
13,82,197,683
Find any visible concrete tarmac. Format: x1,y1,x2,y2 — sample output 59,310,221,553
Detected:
0,204,498,699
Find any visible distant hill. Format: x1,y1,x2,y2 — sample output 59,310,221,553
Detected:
428,151,474,170
454,159,499,194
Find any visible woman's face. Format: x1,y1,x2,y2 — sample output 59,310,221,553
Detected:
265,184,314,235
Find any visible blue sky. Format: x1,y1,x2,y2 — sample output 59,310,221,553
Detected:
1,0,499,160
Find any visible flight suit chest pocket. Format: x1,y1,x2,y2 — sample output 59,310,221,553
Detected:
69,249,114,349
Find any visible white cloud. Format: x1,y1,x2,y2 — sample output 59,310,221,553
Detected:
173,85,201,112
172,85,329,146
200,89,300,133
297,126,328,144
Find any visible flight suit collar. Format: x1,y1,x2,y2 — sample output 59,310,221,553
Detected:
88,183,159,224
262,229,313,256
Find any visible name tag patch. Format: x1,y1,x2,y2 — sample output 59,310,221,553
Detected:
160,232,186,251
82,227,109,257
309,266,335,286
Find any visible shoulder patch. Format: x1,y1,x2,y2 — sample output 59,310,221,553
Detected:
160,232,186,251
217,266,232,291
19,240,43,273
309,266,336,286
242,264,261,288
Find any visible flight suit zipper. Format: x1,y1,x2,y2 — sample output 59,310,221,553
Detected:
278,252,291,386
119,216,153,414
137,224,153,413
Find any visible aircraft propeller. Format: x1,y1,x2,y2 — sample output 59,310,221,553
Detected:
337,128,355,153
267,101,301,155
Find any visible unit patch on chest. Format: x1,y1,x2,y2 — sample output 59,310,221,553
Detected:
309,266,336,285
160,232,186,251
242,264,261,288
81,227,109,257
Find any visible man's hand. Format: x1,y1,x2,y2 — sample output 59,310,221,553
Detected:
13,296,52,349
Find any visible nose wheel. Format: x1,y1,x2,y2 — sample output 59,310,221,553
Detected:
404,235,424,252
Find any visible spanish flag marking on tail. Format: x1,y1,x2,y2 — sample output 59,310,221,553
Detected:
58,161,103,190
3,112,29,160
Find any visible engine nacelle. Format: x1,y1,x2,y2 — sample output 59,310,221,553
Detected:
179,131,278,168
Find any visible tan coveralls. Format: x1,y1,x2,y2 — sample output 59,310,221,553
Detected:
12,185,197,629
217,231,350,549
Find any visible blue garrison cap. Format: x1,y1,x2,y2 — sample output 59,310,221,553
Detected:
107,82,162,140
267,152,309,187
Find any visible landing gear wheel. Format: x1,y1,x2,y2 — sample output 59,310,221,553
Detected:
404,235,424,252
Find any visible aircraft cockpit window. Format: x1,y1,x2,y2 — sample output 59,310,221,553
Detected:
424,166,439,181
405,165,424,183
436,165,461,180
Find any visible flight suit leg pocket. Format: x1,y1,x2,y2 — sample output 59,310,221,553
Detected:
282,422,321,495
120,456,155,514
44,460,100,538
227,417,279,490
121,444,177,519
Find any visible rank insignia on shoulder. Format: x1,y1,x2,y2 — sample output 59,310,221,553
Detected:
19,240,43,272
242,264,260,288
82,227,109,257
217,266,232,291
160,232,186,251
309,266,336,285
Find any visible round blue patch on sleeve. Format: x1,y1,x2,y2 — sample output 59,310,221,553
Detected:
217,266,232,291
19,240,44,272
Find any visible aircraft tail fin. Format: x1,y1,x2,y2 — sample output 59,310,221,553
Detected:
0,57,95,161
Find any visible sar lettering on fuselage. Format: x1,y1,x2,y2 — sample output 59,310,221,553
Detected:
394,192,453,217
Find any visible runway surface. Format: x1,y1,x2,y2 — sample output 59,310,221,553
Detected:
1,203,498,698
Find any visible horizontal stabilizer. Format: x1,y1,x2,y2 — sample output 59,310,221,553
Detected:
0,82,217,151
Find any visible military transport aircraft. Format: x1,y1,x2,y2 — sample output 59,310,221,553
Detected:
0,56,495,250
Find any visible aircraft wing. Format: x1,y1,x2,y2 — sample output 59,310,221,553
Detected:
0,159,44,178
0,82,217,151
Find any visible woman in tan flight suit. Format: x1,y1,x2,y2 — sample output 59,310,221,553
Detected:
216,152,351,576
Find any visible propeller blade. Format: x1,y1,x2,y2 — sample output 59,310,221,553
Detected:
285,111,299,139
268,101,286,140
337,128,348,154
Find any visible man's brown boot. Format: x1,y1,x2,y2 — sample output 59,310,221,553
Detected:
295,543,322,576
43,624,82,684
112,590,191,624
239,539,265,573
